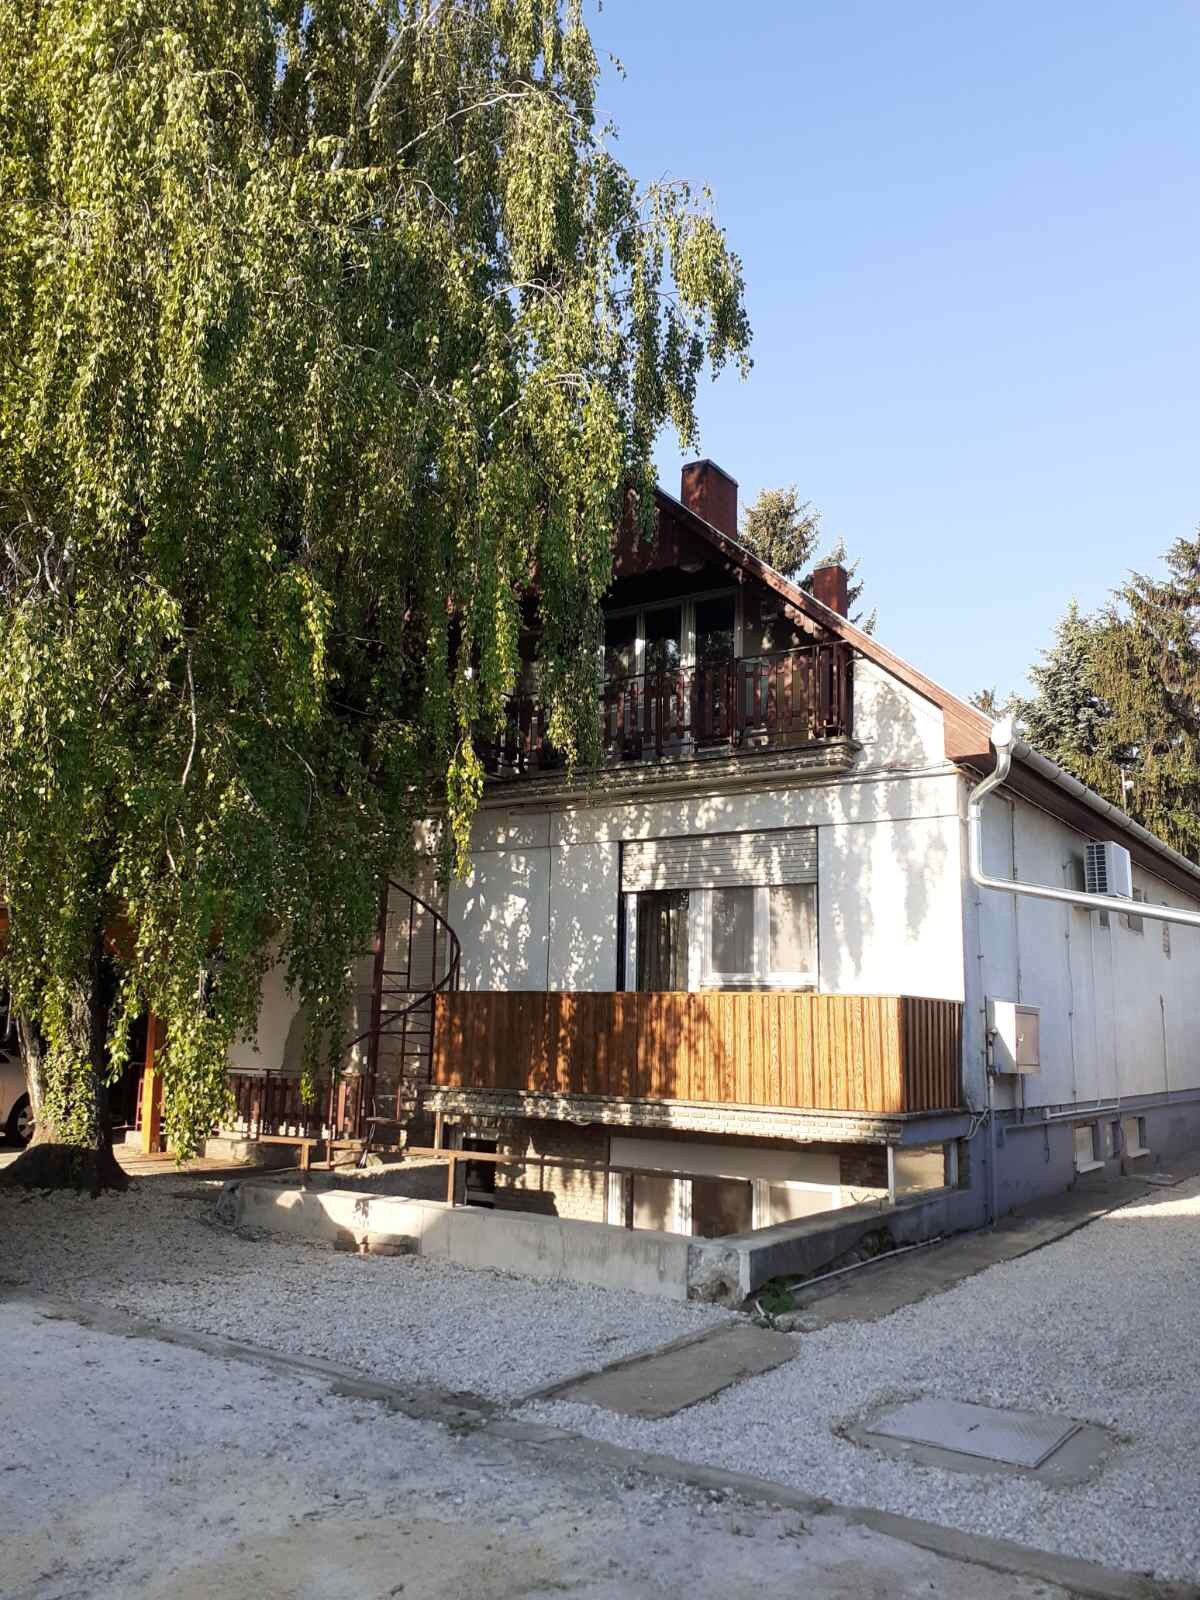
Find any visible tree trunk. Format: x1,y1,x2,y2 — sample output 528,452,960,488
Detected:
1,929,127,1195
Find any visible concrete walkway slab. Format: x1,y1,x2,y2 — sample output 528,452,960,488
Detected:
548,1322,798,1418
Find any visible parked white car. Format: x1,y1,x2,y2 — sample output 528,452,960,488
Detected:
0,999,32,1145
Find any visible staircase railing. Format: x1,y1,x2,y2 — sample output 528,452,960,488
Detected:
345,879,461,1154
224,879,461,1159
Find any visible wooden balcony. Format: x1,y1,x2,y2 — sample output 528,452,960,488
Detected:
431,991,962,1118
481,640,853,776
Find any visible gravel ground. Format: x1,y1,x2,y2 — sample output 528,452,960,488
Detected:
0,1174,730,1400
5,1163,1199,1583
524,1174,1200,1583
0,1298,1075,1600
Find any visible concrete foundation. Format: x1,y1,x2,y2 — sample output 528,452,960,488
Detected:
688,1185,983,1303
988,1089,1200,1217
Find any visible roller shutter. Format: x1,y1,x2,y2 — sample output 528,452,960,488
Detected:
620,828,817,891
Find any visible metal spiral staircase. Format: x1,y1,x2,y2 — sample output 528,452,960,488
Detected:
227,880,460,1160
349,879,461,1161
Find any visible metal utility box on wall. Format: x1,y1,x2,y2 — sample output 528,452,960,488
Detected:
988,1000,1040,1075
1085,840,1133,899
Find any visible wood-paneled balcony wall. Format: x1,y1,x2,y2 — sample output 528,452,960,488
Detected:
432,991,962,1117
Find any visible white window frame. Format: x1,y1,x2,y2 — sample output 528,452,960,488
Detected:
603,587,743,679
700,883,818,990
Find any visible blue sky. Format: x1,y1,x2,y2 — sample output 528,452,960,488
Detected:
592,1,1199,700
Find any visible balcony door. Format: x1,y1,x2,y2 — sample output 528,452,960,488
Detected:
603,591,738,757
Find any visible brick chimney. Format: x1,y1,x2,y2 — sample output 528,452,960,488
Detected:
811,563,849,617
681,459,738,539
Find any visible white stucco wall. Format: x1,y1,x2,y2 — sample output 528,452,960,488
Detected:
967,784,1200,1109
819,811,963,998
852,658,947,769
450,764,965,1001
228,959,305,1075
441,649,969,999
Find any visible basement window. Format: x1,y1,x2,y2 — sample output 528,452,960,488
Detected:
1122,1116,1150,1159
1073,1123,1103,1174
691,1176,753,1239
892,1142,956,1195
462,1138,498,1207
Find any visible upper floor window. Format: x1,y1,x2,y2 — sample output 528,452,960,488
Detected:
604,591,737,682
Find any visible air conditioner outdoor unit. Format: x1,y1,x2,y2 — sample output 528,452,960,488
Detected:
1085,840,1133,899
987,1000,1040,1075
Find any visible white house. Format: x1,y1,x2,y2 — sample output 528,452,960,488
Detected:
220,459,1200,1249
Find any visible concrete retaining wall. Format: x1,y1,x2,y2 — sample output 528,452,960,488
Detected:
218,1177,982,1306
217,1182,693,1300
688,1186,984,1302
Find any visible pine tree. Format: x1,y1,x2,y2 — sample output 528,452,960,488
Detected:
1014,601,1123,801
739,488,874,631
1089,535,1200,860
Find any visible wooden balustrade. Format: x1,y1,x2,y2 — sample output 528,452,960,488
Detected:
481,640,853,774
226,1069,363,1140
432,991,961,1116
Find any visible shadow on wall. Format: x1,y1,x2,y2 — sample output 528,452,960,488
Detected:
452,852,537,990
444,663,952,1002
822,677,948,995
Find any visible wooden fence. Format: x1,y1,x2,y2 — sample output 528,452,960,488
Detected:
432,991,961,1116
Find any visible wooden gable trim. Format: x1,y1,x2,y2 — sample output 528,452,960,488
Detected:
655,487,1200,896
655,487,992,751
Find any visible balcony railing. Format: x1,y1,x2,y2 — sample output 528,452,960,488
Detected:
481,640,852,775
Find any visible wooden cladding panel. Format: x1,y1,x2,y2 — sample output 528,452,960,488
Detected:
433,992,962,1115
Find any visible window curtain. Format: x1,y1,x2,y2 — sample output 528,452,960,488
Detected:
636,890,690,991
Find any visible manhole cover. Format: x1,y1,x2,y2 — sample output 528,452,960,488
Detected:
867,1399,1080,1468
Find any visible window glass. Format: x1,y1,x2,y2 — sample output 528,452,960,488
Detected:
768,884,817,977
694,595,736,663
643,606,682,677
631,1173,678,1232
892,1144,949,1194
710,887,755,975
636,890,689,992
604,614,637,680
691,1176,753,1238
1073,1123,1098,1167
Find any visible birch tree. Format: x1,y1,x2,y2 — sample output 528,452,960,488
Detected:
0,0,750,1188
